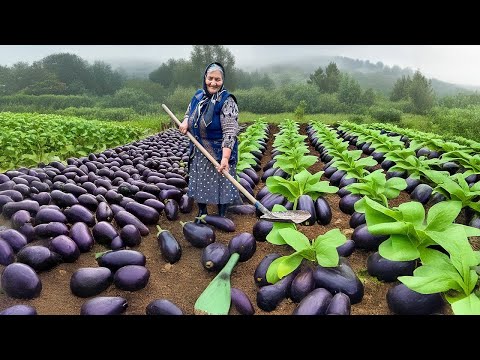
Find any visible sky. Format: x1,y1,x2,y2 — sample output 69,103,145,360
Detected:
1,45,480,87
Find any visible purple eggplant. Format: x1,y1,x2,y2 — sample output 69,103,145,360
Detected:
405,177,421,193
159,189,183,203
352,224,388,250
50,190,79,208
113,265,150,291
92,221,119,246
146,299,183,315
156,225,181,264
0,239,15,266
114,210,149,236
2,200,40,218
243,168,259,185
325,292,351,315
49,235,80,262
227,204,256,215
16,245,62,272
256,271,296,312
387,283,444,315
1,263,42,299
336,239,356,257
313,258,364,304
35,207,67,225
292,288,333,315
238,172,255,189
95,201,114,222
64,204,96,226
228,232,256,262
0,304,37,315
110,235,125,250
143,198,165,214
410,183,433,204
201,242,230,272
11,210,32,229
164,199,179,221
120,224,142,247
197,214,235,232
80,296,128,315
30,192,51,206
367,252,416,282
96,249,146,272
178,194,194,213
339,194,362,215
296,194,316,226
0,195,14,212
315,197,332,225
252,220,273,242
70,267,113,298
78,193,99,211
256,186,271,201
70,222,95,252
125,201,160,225
181,221,215,248
34,222,69,239
290,267,315,303
0,190,24,202
254,253,281,287
0,229,27,253
231,287,255,315
349,211,366,228
255,193,285,217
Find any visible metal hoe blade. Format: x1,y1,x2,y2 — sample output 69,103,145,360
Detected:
260,209,311,224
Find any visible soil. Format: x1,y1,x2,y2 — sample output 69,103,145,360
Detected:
0,123,452,316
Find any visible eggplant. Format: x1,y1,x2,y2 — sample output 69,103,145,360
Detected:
0,239,15,266
35,207,67,225
114,211,149,236
429,192,446,206
97,249,146,272
49,235,80,263
325,292,351,315
297,194,316,226
70,222,95,252
352,223,389,250
201,242,229,272
2,200,40,218
16,245,62,272
135,191,158,203
164,199,179,221
165,177,187,188
50,190,79,208
405,176,421,193
228,232,256,262
11,209,32,229
315,197,332,225
181,221,215,248
313,258,364,304
387,283,445,315
146,299,183,315
255,193,285,217
231,287,255,315
143,199,166,214
410,183,433,204
339,194,362,215
290,267,315,303
110,236,125,250
120,224,142,247
92,221,119,246
0,195,14,212
78,193,99,211
252,220,273,242
96,201,114,222
113,265,150,291
254,253,281,287
238,172,255,189
125,201,160,225
336,239,356,257
156,225,182,264
80,296,128,315
64,204,96,226
0,304,37,315
178,194,194,213
367,252,416,282
63,183,87,197
70,267,113,298
243,168,259,185
1,263,42,299
349,211,366,228
0,189,23,202
0,229,27,253
198,215,235,232
255,186,271,201
227,204,256,215
256,271,296,311
34,222,69,238
292,288,333,315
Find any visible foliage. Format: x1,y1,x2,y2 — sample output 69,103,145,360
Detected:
369,106,403,123
294,100,307,120
338,74,362,106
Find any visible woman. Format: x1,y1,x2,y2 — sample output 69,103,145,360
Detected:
179,62,242,219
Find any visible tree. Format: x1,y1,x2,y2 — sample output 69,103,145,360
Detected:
338,74,362,106
361,88,376,106
190,45,236,88
307,66,325,92
324,62,341,93
390,75,411,101
89,61,124,96
409,70,435,114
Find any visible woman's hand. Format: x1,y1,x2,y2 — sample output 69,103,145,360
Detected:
217,157,230,174
179,120,188,134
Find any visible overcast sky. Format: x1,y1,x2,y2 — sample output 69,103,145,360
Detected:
1,45,480,86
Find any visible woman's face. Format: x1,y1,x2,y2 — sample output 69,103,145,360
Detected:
205,70,223,95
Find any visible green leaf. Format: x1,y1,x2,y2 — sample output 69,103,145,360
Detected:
397,202,425,226
278,228,311,252
266,257,283,284
451,293,480,315
266,222,294,245
378,234,420,261
398,270,461,294
425,200,462,231
368,222,408,236
277,253,304,279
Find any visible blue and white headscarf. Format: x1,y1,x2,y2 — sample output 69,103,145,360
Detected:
195,62,227,128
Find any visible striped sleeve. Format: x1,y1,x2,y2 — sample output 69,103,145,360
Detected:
183,103,191,122
220,96,239,149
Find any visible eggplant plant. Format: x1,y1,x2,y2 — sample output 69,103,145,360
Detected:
266,226,346,284
332,150,377,180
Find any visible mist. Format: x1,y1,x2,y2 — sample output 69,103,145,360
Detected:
1,45,480,87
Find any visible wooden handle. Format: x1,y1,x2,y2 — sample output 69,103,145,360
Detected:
161,104,259,206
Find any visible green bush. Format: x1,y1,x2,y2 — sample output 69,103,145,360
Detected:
102,88,154,114
0,94,95,111
279,84,321,113
235,87,287,113
56,107,138,121
369,106,403,123
317,93,348,113
164,87,196,113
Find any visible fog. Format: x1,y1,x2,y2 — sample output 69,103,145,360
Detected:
1,45,480,87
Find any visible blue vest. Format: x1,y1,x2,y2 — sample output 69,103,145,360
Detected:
188,89,238,164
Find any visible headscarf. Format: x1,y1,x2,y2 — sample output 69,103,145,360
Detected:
195,62,226,128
